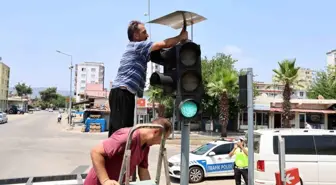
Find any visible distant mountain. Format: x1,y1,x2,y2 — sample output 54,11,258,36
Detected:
9,87,70,98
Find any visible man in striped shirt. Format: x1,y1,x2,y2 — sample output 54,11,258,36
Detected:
108,20,188,137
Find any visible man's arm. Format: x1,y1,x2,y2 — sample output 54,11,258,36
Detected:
151,29,188,51
229,144,238,157
138,147,150,180
90,143,110,184
138,167,151,180
242,147,248,156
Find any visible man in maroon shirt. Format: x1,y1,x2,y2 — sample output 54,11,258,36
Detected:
84,118,172,185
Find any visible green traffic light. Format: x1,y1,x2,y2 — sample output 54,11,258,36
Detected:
180,100,198,118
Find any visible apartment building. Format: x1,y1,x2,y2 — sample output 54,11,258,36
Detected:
272,67,313,90
74,62,104,102
0,58,10,111
327,49,336,66
255,82,307,99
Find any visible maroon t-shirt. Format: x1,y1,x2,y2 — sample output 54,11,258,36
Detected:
84,128,150,185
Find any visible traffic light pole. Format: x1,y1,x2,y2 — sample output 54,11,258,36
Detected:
180,121,189,185
247,68,254,185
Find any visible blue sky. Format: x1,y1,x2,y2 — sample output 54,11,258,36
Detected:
1,0,335,90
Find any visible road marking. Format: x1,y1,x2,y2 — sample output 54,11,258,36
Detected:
70,165,90,174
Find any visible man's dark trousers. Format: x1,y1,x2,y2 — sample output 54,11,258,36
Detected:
234,167,248,185
108,87,135,137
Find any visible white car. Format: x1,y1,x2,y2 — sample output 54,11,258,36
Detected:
0,112,8,124
251,129,336,185
168,138,239,183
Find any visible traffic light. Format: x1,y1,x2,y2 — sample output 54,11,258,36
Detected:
150,47,178,95
176,41,203,121
239,75,248,108
149,40,203,121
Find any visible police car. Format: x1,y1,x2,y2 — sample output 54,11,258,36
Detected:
168,138,241,183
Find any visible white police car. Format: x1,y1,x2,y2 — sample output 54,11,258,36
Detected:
168,138,239,183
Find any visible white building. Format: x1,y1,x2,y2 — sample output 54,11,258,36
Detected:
255,82,307,99
74,62,105,102
327,49,336,66
272,67,313,90
144,61,163,91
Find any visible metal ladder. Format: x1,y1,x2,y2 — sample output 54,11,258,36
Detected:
118,124,171,185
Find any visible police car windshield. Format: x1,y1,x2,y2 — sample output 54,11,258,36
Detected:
191,143,216,155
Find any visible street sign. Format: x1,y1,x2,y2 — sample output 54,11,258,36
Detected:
137,108,147,115
148,10,207,29
275,167,300,185
136,98,146,107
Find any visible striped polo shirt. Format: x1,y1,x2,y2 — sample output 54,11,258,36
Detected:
112,40,153,96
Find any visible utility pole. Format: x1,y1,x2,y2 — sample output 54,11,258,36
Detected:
247,68,254,185
56,50,74,127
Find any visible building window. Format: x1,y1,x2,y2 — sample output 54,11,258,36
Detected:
299,92,304,97
91,74,95,78
81,74,86,78
91,81,95,84
81,80,85,84
81,68,86,71
91,68,96,72
255,112,269,126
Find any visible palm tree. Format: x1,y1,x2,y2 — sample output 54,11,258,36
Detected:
207,68,238,137
273,59,301,128
147,86,164,118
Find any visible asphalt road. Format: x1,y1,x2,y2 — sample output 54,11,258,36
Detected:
0,111,235,185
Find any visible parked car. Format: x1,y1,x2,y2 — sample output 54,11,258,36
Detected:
251,129,336,185
6,105,24,114
0,112,8,124
168,138,241,183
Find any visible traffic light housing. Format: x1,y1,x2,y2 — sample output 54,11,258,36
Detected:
149,40,203,121
176,41,203,121
239,75,248,108
150,48,177,95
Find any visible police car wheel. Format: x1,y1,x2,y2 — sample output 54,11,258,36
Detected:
189,166,204,183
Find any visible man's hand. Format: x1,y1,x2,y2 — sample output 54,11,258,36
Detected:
237,141,243,149
179,29,188,41
102,179,119,185
151,27,189,51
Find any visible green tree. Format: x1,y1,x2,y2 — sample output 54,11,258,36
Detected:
273,59,301,128
201,54,238,119
307,66,336,99
51,94,67,108
207,68,239,137
39,87,58,103
15,82,32,97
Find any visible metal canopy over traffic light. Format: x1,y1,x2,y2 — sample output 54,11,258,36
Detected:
148,10,207,29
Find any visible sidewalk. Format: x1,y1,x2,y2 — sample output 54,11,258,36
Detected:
58,116,245,145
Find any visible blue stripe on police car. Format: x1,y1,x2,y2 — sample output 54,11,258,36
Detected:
196,160,234,173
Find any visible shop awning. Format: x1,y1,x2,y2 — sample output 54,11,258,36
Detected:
270,108,336,114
